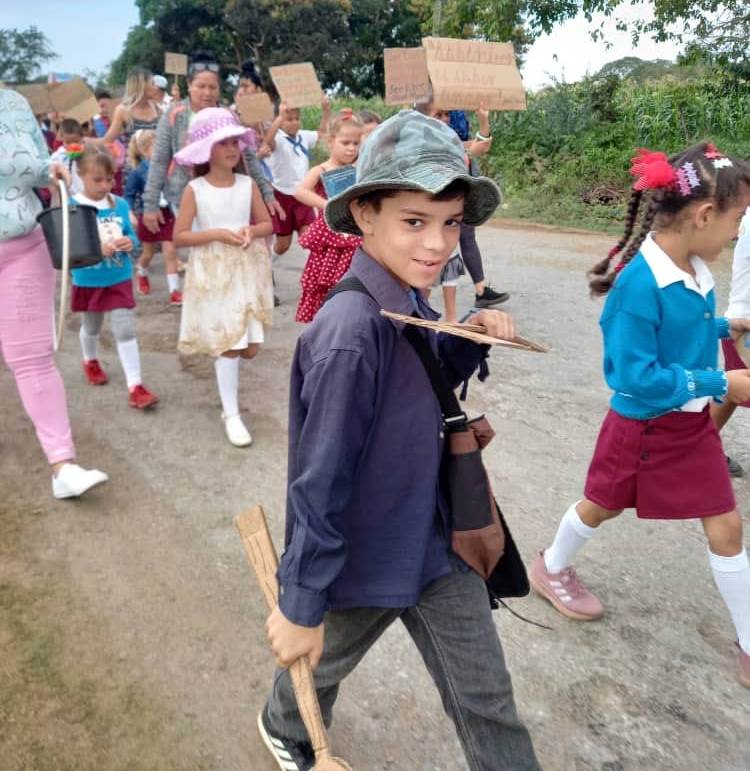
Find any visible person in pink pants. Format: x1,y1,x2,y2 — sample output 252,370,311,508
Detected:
0,88,108,499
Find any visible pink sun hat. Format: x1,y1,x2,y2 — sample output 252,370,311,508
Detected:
174,107,254,166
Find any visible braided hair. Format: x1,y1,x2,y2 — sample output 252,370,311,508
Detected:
588,142,750,296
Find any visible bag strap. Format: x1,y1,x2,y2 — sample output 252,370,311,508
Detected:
324,276,466,430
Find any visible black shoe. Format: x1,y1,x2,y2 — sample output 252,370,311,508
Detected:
475,286,510,307
274,294,281,307
257,706,315,770
727,455,744,478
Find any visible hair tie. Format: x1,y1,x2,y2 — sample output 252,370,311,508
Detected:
340,108,353,120
629,148,676,192
614,261,626,274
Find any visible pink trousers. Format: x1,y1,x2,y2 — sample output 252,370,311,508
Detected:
0,228,75,464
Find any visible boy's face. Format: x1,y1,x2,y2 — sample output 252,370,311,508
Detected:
280,108,301,136
352,190,464,289
361,121,379,140
62,131,83,147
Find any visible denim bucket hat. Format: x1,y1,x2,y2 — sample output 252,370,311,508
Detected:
324,110,501,235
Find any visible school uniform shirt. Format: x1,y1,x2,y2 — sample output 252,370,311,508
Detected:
278,248,489,627
124,159,168,215
725,208,750,319
49,146,84,195
70,194,139,288
602,233,730,421
265,129,318,195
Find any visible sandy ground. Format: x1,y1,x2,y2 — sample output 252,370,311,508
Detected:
1,222,749,771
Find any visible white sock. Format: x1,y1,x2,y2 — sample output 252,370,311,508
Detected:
544,501,598,573
215,356,240,418
79,326,99,361
709,548,750,653
116,338,142,389
167,273,180,292
137,265,148,276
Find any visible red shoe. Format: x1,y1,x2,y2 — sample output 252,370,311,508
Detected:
169,290,183,306
82,359,108,385
137,274,151,295
128,384,159,409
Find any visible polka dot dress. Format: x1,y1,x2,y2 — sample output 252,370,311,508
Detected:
295,183,362,323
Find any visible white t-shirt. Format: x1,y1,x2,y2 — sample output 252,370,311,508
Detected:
725,208,750,319
50,146,84,195
265,129,318,195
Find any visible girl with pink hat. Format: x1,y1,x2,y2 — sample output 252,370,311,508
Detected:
173,108,274,447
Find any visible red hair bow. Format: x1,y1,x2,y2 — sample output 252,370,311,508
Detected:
629,148,676,191
704,142,723,159
340,108,353,120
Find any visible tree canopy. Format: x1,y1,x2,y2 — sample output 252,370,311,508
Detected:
0,26,56,83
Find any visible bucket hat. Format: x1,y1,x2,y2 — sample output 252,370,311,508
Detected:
325,110,501,235
174,107,254,166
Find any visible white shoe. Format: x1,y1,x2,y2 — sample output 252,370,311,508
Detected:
222,413,252,447
52,463,109,499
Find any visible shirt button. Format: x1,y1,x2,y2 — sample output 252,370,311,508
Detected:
640,451,649,461
704,312,711,319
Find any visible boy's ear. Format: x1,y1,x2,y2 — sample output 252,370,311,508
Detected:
349,198,376,236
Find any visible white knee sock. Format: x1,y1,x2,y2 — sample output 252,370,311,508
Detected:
116,338,142,389
215,356,240,418
79,326,99,361
544,501,598,573
167,273,180,292
709,548,750,653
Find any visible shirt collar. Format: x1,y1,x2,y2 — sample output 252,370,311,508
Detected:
640,233,714,298
349,248,440,324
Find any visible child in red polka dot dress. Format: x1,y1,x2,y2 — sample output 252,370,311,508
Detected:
293,110,363,323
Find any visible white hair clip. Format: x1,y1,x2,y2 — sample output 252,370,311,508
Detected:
713,157,733,169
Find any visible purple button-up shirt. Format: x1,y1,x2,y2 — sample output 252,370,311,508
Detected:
278,248,489,626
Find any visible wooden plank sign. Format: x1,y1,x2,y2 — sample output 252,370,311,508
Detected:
383,47,431,105
13,83,55,115
422,36,526,111
164,52,188,76
236,92,275,125
269,62,323,109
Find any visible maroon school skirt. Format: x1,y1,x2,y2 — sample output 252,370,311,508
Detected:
721,337,750,408
71,279,135,312
584,407,734,519
136,207,175,243
271,190,316,237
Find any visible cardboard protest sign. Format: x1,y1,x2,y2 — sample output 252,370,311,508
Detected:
164,52,188,76
269,62,323,109
384,47,431,105
52,77,99,123
13,77,98,121
422,36,526,111
321,165,357,198
236,92,274,125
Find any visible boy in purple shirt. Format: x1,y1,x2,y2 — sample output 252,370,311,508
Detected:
258,111,540,771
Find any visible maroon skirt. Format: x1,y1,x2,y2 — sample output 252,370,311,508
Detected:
584,407,734,519
137,207,175,243
721,337,750,407
71,279,135,312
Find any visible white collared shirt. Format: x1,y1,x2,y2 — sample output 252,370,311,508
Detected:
265,129,318,195
725,208,750,318
640,233,715,412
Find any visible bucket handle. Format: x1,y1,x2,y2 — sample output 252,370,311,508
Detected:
53,178,71,352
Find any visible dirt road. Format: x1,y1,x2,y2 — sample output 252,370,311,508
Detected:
1,223,748,770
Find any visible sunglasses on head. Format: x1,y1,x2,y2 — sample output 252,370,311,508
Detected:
189,62,220,74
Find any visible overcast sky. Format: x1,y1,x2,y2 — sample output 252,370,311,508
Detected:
6,1,681,90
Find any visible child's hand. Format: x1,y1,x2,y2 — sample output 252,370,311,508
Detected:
467,309,516,341
266,605,325,670
726,369,750,403
278,102,289,119
729,318,750,340
257,142,272,159
321,95,331,112
113,236,133,253
102,241,117,257
216,228,245,247
238,226,254,248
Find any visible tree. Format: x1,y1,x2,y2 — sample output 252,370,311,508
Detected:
0,26,55,83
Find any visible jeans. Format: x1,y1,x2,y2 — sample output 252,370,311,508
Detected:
265,566,540,770
0,228,75,463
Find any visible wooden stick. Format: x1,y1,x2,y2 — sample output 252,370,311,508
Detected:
235,506,352,771
379,310,548,352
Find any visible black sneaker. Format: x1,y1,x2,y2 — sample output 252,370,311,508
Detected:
727,455,744,478
475,286,510,307
257,706,315,770
274,294,281,307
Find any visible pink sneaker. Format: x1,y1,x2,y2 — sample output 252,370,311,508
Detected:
738,643,750,688
530,551,604,621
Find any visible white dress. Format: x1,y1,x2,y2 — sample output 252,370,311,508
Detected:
178,174,273,356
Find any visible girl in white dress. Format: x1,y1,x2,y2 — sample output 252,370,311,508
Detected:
173,108,274,447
